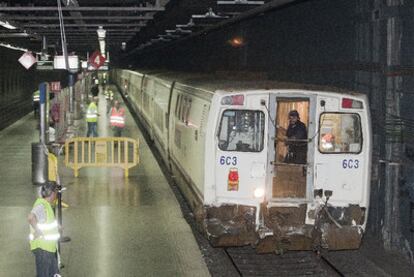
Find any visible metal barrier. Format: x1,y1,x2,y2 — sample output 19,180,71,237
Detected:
65,137,139,177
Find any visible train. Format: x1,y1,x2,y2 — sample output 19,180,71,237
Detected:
110,69,372,253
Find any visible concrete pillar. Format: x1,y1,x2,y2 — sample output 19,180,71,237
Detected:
39,82,48,144
382,0,404,251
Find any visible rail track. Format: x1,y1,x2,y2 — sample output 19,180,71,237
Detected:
224,246,345,277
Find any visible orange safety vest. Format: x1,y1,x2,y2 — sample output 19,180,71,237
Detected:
110,107,125,128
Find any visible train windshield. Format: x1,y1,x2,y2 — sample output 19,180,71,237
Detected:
318,113,362,153
218,110,265,152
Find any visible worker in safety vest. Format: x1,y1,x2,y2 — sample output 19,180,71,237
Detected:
110,100,126,137
28,181,61,277
86,97,99,137
33,90,40,118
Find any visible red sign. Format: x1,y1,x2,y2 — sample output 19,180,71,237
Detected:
89,51,106,69
50,82,61,93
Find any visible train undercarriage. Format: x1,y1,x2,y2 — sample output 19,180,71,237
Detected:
200,203,366,253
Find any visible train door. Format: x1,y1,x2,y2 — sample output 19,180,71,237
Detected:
313,104,368,204
215,97,268,202
268,95,316,200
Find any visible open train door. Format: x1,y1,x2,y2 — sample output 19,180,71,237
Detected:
268,94,316,201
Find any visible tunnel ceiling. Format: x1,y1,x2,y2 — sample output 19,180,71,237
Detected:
0,0,287,61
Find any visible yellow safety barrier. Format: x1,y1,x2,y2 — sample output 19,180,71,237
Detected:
64,137,139,177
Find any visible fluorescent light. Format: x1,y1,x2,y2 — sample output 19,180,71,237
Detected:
0,42,41,55
0,33,29,38
0,43,28,52
97,26,106,39
99,40,106,57
0,20,17,30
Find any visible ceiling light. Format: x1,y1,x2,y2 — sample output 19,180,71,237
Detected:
228,36,245,47
0,42,41,55
97,26,106,57
0,20,17,30
97,26,106,39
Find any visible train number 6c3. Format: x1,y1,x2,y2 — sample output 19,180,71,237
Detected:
220,156,237,166
342,159,359,169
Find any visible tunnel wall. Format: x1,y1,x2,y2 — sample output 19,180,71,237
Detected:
0,48,66,131
0,49,35,130
127,0,414,260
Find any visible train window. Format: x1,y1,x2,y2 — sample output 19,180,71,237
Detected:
318,113,362,153
180,97,186,122
184,97,192,125
183,97,189,122
218,110,265,152
175,94,181,117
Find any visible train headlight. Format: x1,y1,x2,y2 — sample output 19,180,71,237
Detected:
254,188,265,198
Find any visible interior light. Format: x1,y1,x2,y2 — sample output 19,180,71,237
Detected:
342,98,363,109
0,20,17,30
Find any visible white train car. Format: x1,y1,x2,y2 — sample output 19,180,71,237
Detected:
112,69,372,252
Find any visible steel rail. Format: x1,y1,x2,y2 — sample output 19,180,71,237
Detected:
7,16,153,20
0,6,164,12
22,23,146,27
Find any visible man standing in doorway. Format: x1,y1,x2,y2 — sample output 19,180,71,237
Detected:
110,100,125,137
285,110,307,164
86,97,99,137
28,181,60,277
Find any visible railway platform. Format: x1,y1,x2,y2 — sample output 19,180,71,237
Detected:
0,86,209,276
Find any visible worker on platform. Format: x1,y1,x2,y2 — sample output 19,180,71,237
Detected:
33,90,40,118
110,100,126,137
86,97,99,137
28,181,61,277
105,89,114,113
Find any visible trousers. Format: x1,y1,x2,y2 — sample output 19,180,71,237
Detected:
86,122,98,137
33,248,59,277
112,126,124,137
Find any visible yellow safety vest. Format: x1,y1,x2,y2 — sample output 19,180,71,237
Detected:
29,198,59,253
86,102,98,123
33,90,40,103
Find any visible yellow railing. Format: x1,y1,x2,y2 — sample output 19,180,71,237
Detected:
65,137,139,177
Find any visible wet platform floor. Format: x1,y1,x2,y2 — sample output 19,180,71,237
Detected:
0,88,210,276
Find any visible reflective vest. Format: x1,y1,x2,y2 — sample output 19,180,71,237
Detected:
86,102,98,123
33,90,40,103
29,198,59,253
110,107,125,128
